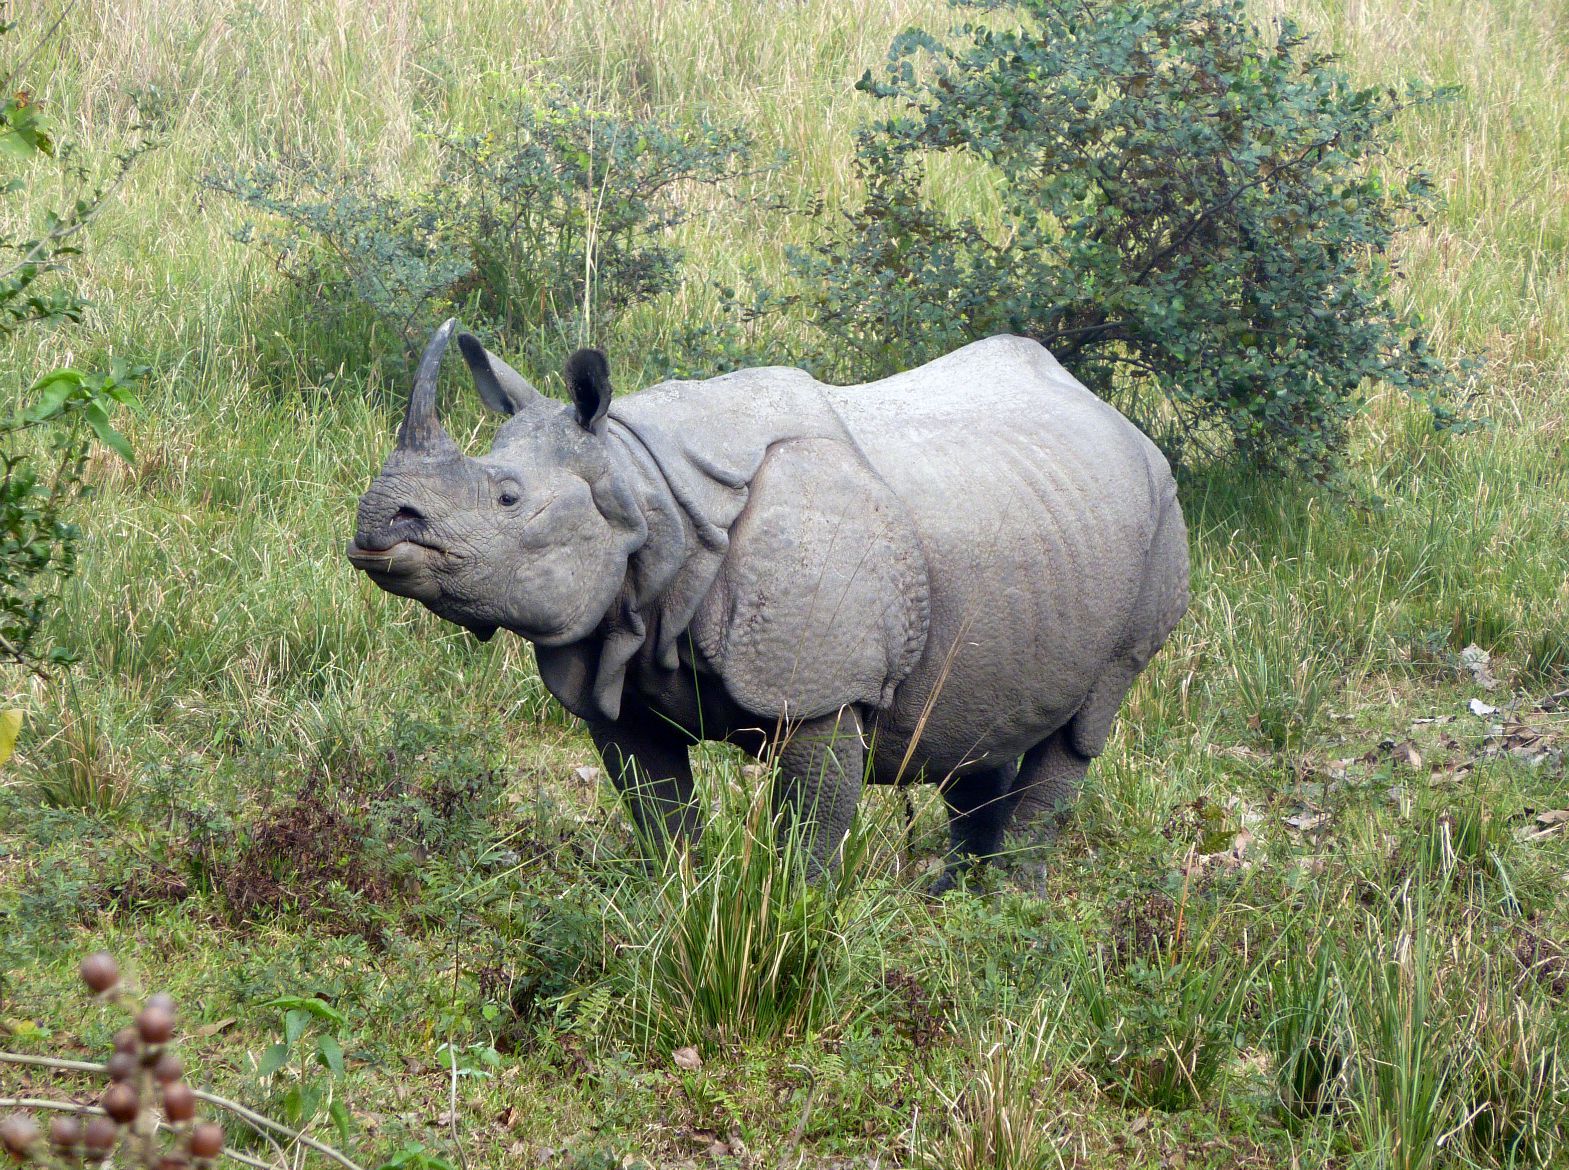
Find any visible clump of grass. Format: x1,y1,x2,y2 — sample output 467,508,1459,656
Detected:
606,774,892,1053
919,1003,1069,1170
1347,906,1455,1170
1458,980,1566,1168
1072,935,1251,1112
1264,930,1353,1119
28,690,132,814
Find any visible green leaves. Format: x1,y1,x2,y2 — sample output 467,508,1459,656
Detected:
206,92,779,387
788,0,1467,475
254,994,352,1134
0,97,53,159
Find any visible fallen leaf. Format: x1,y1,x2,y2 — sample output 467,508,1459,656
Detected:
573,765,604,785
1536,810,1569,830
0,709,20,769
1469,698,1499,718
1459,643,1498,690
672,1045,702,1071
1284,811,1329,833
194,1017,236,1039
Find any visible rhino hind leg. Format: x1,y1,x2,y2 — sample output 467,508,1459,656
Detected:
770,706,866,879
930,761,1019,895
588,712,703,859
1006,729,1094,838
1007,490,1189,848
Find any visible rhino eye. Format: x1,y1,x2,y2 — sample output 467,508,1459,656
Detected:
498,490,519,508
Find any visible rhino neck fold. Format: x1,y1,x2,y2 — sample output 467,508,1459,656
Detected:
535,420,740,723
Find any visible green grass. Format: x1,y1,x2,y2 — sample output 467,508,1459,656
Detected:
2,0,1568,1166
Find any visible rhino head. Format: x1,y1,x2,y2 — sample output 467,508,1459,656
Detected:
347,319,645,646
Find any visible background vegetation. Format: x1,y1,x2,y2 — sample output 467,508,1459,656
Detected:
1,0,1566,1167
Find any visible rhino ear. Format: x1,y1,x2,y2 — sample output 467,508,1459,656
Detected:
565,348,612,434
457,332,543,416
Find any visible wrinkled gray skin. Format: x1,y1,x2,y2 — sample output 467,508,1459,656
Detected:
349,321,1189,888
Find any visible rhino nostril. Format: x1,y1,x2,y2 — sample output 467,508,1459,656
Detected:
393,505,425,524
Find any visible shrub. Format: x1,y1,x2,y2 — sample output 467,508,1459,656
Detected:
0,24,155,672
776,0,1466,474
207,93,777,385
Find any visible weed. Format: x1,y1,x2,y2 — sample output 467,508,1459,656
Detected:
1348,906,1454,1170
1074,939,1251,1112
27,692,133,814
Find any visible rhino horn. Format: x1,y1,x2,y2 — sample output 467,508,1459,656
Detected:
397,318,462,457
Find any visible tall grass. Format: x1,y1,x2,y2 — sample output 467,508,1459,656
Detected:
595,764,897,1054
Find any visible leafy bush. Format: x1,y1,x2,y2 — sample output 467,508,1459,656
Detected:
208,93,776,384
776,0,1466,474
0,31,154,671
1073,941,1249,1110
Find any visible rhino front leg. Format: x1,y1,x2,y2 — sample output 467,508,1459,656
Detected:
770,706,866,879
588,712,702,859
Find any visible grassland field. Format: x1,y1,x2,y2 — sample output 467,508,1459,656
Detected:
1,0,1567,1167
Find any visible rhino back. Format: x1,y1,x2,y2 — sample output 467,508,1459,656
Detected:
820,336,1173,776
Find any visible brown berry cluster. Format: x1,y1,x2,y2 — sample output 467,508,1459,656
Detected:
2,954,225,1169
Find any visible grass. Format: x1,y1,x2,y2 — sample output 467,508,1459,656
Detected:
1,0,1568,1166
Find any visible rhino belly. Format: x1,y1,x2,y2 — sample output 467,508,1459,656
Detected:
854,425,1155,782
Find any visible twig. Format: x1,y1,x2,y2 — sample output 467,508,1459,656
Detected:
0,1097,274,1170
0,1053,366,1170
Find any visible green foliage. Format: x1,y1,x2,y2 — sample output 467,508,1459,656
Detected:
1264,930,1352,1118
0,31,154,671
1348,905,1455,1170
776,0,1467,474
254,993,354,1141
1072,937,1251,1111
598,784,887,1053
1459,984,1566,1167
207,93,776,384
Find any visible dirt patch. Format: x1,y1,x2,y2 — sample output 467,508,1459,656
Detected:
1512,923,1569,999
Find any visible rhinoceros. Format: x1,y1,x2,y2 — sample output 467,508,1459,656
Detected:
348,321,1188,886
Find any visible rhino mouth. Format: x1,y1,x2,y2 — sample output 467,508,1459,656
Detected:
345,539,443,601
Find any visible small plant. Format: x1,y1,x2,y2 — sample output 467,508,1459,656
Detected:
1072,938,1250,1111
254,995,352,1141
775,0,1468,474
207,93,777,385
